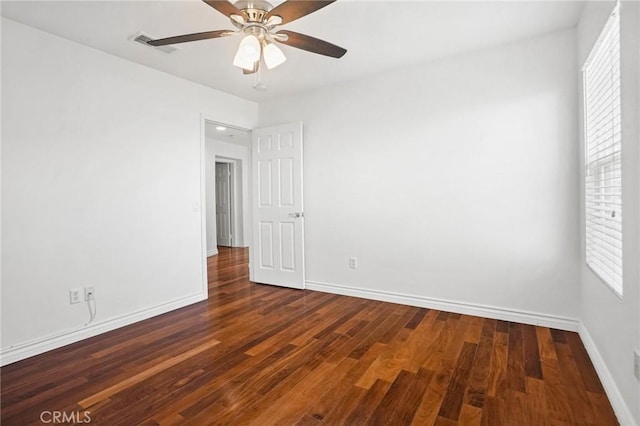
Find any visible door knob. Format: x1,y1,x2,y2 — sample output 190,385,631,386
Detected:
288,212,303,218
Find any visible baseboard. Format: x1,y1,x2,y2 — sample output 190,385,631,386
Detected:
0,292,208,366
305,280,579,331
207,248,218,257
578,323,637,426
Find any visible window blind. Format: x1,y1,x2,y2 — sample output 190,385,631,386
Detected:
583,3,623,296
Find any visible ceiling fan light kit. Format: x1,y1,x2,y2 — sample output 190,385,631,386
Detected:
263,42,287,69
238,33,261,62
148,0,346,77
233,47,257,70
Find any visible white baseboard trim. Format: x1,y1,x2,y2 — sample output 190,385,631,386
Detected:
578,323,637,426
305,280,579,331
207,248,218,257
0,292,207,367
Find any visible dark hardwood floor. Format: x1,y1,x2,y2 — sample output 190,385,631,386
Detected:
1,247,617,425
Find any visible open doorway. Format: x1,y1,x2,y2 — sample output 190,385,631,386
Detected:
203,121,251,258
201,119,306,294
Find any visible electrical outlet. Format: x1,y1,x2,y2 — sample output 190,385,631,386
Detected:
69,289,82,304
85,287,95,301
349,257,358,269
634,350,640,381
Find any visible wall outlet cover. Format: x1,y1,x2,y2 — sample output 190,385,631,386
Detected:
69,289,82,304
85,287,95,301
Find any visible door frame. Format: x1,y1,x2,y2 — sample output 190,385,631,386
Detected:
200,115,253,296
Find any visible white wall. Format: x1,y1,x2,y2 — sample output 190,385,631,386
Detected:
259,29,581,324
204,137,251,254
1,18,258,364
577,2,640,424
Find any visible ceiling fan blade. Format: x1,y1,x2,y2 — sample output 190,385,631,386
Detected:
148,30,234,46
202,0,245,18
265,0,336,25
275,30,346,58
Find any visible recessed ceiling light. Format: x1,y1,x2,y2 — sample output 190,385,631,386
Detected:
215,126,226,131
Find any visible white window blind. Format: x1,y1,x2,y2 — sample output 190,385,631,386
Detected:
583,3,623,296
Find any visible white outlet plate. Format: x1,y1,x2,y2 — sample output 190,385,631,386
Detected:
69,288,82,304
349,257,358,269
634,349,640,381
85,287,95,301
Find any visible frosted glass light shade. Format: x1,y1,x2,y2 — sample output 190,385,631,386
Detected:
237,34,261,62
233,49,256,70
263,43,286,69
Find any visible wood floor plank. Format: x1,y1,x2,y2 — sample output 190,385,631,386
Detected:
507,322,526,393
148,344,295,423
412,365,455,425
355,327,412,389
525,377,550,426
347,304,409,360
368,368,432,425
77,339,220,409
536,327,558,361
342,378,392,425
463,316,485,344
487,327,509,398
587,391,619,426
318,384,366,425
541,355,576,424
295,413,321,426
496,320,510,333
304,342,388,421
421,312,457,372
442,314,473,362
458,403,483,426
324,302,400,365
290,297,378,347
405,314,443,369
505,389,529,426
405,307,429,330
554,339,598,425
247,357,357,425
438,341,478,421
0,247,617,425
522,324,544,380
480,395,506,426
464,318,495,409
565,331,605,394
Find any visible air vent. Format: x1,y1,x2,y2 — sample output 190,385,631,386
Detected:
131,32,178,54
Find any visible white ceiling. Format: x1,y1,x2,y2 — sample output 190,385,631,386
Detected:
1,0,585,102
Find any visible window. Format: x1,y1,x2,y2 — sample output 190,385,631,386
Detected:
583,3,622,296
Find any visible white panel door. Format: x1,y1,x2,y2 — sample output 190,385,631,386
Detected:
215,162,232,247
251,122,305,289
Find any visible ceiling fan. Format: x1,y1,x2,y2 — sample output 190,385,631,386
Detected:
148,0,347,74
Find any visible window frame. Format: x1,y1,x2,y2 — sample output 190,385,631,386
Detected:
582,2,623,298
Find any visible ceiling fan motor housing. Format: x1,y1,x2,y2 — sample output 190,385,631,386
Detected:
234,0,274,22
